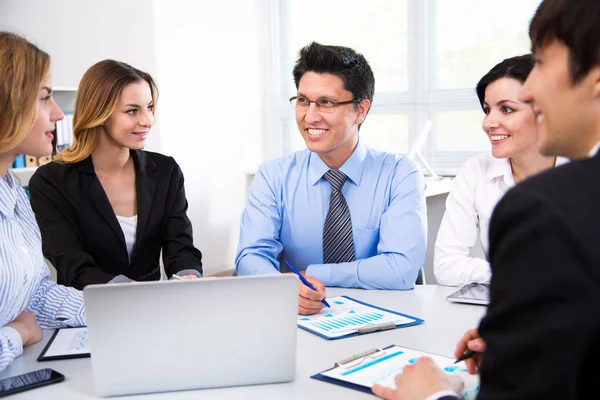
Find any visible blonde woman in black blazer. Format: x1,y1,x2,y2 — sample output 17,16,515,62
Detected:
29,60,202,289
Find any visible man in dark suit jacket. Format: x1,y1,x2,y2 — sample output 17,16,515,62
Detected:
373,0,600,398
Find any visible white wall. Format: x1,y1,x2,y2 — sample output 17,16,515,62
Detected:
152,0,263,275
0,0,160,150
2,0,266,276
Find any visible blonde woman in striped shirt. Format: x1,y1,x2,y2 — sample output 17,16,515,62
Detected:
0,32,86,372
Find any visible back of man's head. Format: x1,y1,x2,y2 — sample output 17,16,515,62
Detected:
292,42,375,104
530,0,600,83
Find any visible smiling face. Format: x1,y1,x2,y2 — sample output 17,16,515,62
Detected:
295,72,370,169
101,81,155,150
13,72,64,158
482,77,539,159
519,40,600,159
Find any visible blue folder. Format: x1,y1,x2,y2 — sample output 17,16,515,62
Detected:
298,296,424,340
311,344,399,394
13,154,26,168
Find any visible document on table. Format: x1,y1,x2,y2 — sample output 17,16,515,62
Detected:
313,344,479,399
297,296,423,340
37,327,91,361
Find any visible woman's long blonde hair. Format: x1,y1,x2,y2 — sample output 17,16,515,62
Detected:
0,32,50,152
55,60,158,163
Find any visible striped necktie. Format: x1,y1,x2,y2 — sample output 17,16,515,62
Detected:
322,170,355,264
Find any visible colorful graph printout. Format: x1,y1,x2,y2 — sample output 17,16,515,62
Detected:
40,327,90,358
320,345,479,400
297,296,420,339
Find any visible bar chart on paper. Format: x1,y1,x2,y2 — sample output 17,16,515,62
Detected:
309,311,386,332
297,296,421,339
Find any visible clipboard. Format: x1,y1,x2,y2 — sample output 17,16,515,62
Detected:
37,327,91,361
311,344,479,398
297,296,424,340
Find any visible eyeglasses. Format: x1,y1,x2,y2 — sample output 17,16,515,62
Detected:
289,96,360,112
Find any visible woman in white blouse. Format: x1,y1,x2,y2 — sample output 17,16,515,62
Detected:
0,32,86,371
434,54,567,287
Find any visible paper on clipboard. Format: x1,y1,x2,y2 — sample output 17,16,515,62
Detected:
38,327,90,361
316,345,479,399
297,296,422,339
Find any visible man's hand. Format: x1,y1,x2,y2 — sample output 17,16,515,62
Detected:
372,357,464,400
180,274,199,280
298,275,326,315
7,311,42,347
454,328,485,374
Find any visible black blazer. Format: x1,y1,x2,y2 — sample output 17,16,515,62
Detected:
29,150,203,289
476,153,600,399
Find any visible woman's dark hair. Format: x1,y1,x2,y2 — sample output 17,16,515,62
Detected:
476,54,534,110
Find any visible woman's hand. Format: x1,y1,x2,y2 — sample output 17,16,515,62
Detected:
7,311,42,347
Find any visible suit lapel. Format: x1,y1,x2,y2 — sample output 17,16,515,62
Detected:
80,157,126,248
132,150,156,263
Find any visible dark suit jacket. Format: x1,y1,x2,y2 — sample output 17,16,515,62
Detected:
29,150,203,289
475,153,600,399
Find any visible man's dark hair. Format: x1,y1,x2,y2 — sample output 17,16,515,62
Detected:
292,42,375,106
529,0,600,83
476,54,534,110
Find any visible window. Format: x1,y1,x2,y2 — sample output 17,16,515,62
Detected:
265,0,541,174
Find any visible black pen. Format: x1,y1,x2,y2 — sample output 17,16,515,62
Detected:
454,349,479,364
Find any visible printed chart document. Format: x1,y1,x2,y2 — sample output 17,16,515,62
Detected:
297,296,423,340
37,327,90,361
313,344,479,399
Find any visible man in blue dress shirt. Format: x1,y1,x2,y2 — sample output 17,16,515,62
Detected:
236,42,427,315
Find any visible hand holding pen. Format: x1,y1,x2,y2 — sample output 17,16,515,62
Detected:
284,260,330,315
453,328,486,374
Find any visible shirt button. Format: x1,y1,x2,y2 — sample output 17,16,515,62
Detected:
22,246,28,254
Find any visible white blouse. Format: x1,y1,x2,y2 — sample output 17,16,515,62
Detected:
434,153,568,287
116,215,138,262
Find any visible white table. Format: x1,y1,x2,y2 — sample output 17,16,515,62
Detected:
0,285,485,399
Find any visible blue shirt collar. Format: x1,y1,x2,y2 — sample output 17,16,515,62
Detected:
308,141,367,186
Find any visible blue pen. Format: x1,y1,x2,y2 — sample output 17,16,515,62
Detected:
284,260,330,308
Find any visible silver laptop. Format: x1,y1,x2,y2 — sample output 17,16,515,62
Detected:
83,275,298,397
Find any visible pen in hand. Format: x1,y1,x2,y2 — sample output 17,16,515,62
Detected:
171,274,186,281
454,349,479,364
284,260,330,308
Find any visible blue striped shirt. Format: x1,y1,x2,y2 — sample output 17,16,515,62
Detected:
0,171,86,372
